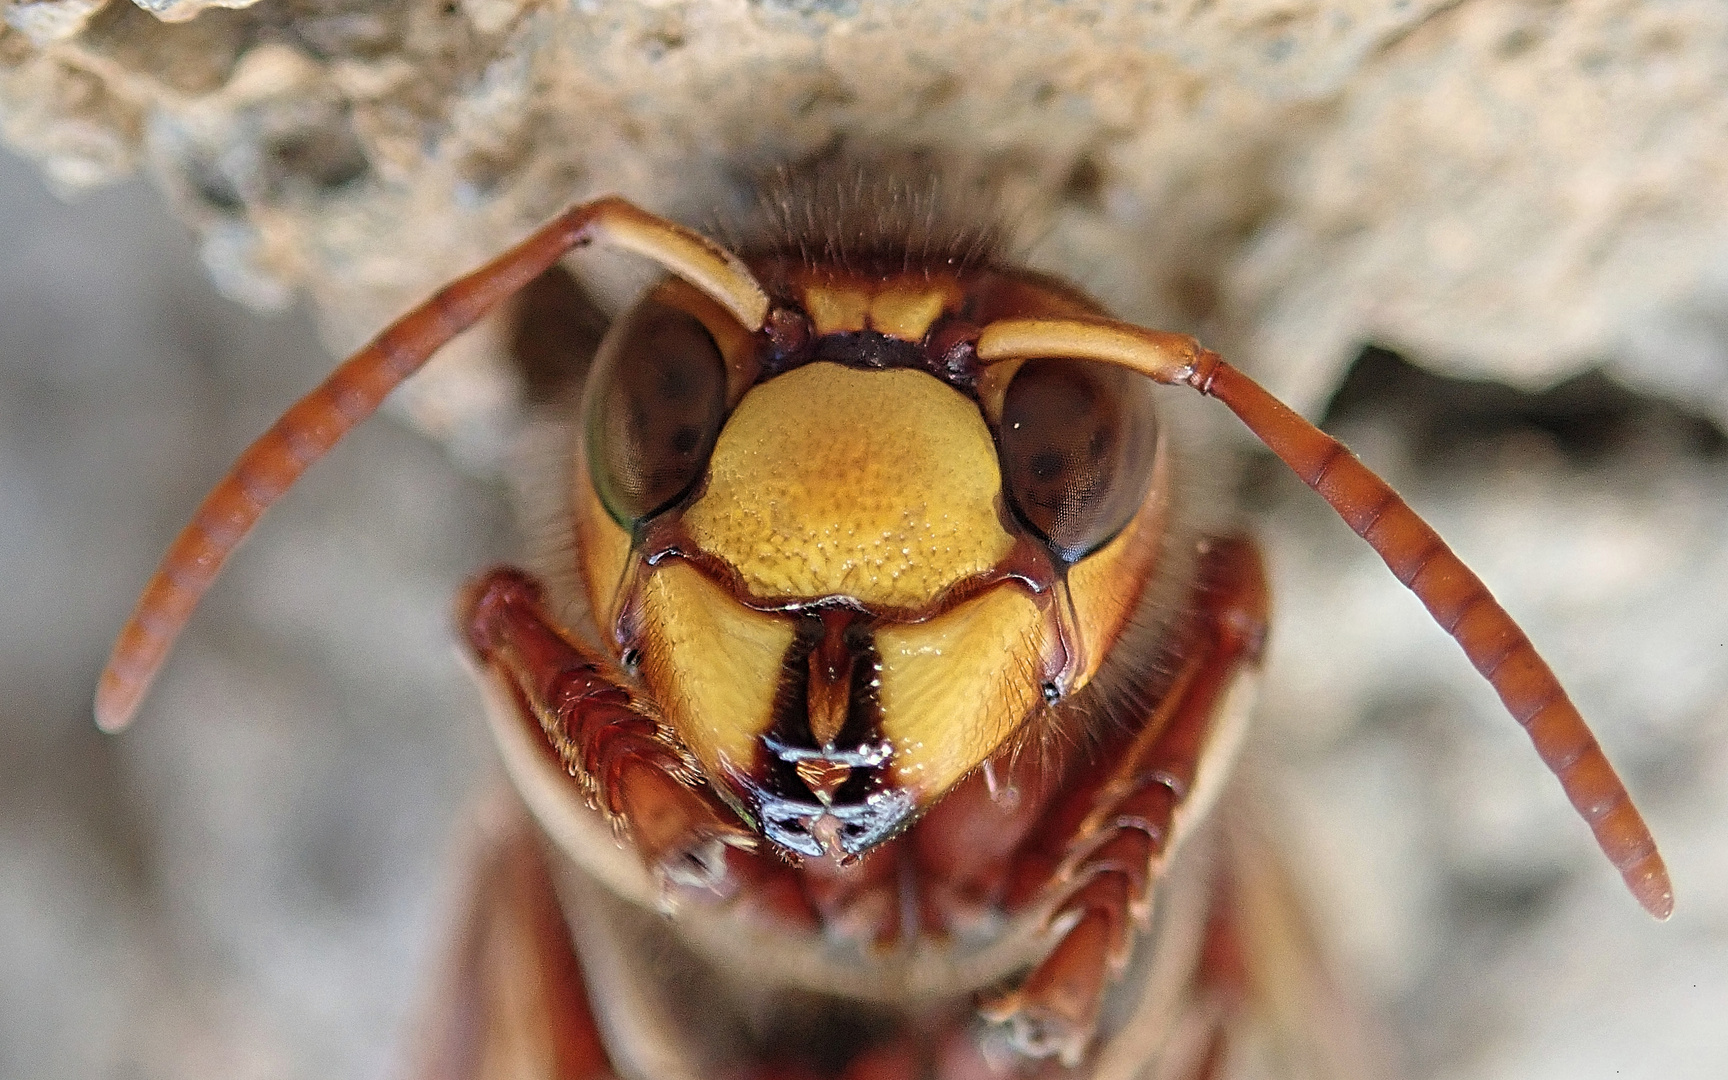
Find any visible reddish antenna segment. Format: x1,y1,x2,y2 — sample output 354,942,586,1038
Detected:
95,197,769,733
976,316,1673,920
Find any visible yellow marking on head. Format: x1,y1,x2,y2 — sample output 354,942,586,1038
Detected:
798,274,962,341
868,280,957,341
803,281,871,336
875,585,1045,797
636,560,795,781
682,364,1016,609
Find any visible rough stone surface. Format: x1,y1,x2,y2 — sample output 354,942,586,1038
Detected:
2,2,1727,1079
4,0,1728,428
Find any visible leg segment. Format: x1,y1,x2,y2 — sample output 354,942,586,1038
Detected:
981,535,1269,1065
462,566,753,895
403,798,616,1080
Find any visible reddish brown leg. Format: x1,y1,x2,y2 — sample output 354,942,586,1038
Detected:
981,536,1269,1066
1170,873,1250,1080
462,566,753,894
404,799,616,1080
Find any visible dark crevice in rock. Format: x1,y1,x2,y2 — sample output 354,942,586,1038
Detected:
1322,345,1728,467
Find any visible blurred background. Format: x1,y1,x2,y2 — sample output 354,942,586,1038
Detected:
0,145,506,1079
3,1,1728,1077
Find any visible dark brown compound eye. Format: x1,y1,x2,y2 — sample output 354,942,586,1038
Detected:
999,357,1160,563
584,298,728,527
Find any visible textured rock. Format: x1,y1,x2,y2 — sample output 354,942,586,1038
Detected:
4,0,1728,431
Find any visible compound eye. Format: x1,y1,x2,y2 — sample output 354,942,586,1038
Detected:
585,298,728,527
999,357,1160,563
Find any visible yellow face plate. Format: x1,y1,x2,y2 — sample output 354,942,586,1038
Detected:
874,584,1046,798
681,363,1017,611
636,560,796,782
